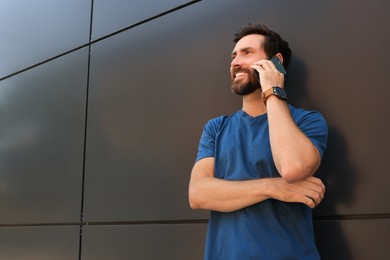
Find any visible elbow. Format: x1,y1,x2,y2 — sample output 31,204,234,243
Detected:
279,154,320,183
282,171,305,183
188,184,215,211
278,145,322,183
188,186,203,210
188,196,199,210
280,164,317,184
189,200,200,210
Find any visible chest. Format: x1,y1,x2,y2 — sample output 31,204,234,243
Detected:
214,119,277,180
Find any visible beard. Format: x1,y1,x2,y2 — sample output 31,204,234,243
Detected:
230,67,260,96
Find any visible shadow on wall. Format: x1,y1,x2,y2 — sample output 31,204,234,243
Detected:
286,56,357,260
314,128,357,260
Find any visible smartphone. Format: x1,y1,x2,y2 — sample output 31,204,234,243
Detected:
253,56,286,83
270,56,287,75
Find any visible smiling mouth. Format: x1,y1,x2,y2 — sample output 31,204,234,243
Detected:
235,71,248,78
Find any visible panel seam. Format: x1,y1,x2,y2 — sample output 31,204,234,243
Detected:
78,0,94,259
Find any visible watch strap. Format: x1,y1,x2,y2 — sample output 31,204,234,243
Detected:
262,87,287,105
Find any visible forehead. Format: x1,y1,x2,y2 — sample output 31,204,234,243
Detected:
232,34,266,53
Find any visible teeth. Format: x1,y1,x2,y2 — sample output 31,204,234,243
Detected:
235,72,246,77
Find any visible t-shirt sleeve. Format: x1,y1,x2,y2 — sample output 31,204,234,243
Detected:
195,116,225,162
295,110,328,158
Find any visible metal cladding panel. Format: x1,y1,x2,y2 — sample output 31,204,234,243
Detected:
84,0,390,222
314,219,390,260
81,224,207,260
0,226,80,260
0,48,88,224
0,0,90,79
0,0,388,258
300,0,390,216
91,0,191,40
84,2,240,222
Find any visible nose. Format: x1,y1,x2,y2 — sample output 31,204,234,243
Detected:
230,53,243,68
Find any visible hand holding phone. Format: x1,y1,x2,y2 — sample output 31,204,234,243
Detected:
253,56,286,84
270,56,287,75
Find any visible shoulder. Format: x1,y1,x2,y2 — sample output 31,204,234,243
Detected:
203,111,240,132
288,104,327,126
289,105,329,157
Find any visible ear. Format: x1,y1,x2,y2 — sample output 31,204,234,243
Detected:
275,53,284,64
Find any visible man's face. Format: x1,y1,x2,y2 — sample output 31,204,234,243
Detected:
230,34,268,95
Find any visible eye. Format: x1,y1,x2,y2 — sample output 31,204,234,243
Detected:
244,49,252,56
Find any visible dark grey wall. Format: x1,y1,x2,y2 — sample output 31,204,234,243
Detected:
0,0,389,259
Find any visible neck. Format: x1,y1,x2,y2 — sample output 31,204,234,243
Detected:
242,89,267,117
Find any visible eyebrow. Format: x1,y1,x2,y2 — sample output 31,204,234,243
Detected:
231,47,255,58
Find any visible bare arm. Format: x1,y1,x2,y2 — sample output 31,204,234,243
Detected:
252,58,321,183
267,97,321,182
188,157,325,212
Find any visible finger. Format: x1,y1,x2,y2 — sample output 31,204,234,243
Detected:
307,176,325,187
291,193,316,209
254,59,276,71
306,177,326,194
308,183,325,198
306,189,323,206
250,64,265,72
303,196,316,209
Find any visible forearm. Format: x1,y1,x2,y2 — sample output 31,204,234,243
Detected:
189,176,271,212
266,96,320,183
189,175,325,212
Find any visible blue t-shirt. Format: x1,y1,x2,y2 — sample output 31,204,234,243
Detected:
196,105,328,260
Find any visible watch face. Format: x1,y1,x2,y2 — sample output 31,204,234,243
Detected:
274,87,287,100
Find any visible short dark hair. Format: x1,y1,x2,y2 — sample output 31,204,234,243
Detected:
233,23,292,68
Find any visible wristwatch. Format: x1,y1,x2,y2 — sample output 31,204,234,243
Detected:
262,86,288,105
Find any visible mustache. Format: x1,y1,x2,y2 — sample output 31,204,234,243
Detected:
233,67,252,75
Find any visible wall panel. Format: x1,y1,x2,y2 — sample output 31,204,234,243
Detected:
0,226,79,260
314,219,390,260
0,48,88,224
0,0,91,79
91,0,192,40
81,223,207,260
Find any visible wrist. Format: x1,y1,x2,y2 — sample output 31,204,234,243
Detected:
254,178,274,199
262,86,287,105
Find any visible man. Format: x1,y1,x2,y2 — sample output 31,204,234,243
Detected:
188,23,328,259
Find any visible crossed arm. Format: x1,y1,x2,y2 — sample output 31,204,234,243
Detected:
188,157,325,212
188,99,326,213
188,96,326,212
